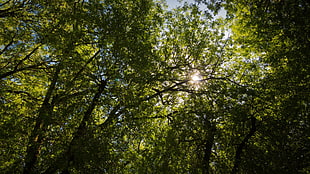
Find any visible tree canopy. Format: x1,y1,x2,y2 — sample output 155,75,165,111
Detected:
0,0,309,173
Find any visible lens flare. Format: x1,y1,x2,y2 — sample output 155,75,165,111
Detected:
190,73,202,82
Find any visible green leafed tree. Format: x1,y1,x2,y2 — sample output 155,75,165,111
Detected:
1,0,164,173
0,0,309,173
223,0,310,173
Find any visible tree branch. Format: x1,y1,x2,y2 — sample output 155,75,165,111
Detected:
0,36,15,57
70,50,100,83
145,76,246,102
5,89,40,101
144,80,188,101
14,46,40,71
0,0,25,18
0,62,45,79
0,46,42,79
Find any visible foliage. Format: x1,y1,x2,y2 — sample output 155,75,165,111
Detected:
224,0,310,173
0,0,309,173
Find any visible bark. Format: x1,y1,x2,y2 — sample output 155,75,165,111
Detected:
202,121,216,174
43,80,107,174
23,66,60,174
231,116,256,174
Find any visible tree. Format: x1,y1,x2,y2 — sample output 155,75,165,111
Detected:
1,0,308,173
1,0,164,173
223,0,310,173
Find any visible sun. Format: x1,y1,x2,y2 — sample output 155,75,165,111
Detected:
189,72,202,90
190,72,202,82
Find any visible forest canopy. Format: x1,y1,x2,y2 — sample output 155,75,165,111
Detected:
0,0,309,173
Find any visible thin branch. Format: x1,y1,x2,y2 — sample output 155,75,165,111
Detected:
132,111,177,121
210,35,231,76
0,36,15,56
70,50,100,83
0,0,25,18
0,45,42,79
179,138,202,143
201,76,248,87
98,105,123,130
0,0,11,7
144,80,188,101
146,76,246,102
0,62,45,79
51,89,91,105
132,116,167,120
14,45,40,71
5,90,40,101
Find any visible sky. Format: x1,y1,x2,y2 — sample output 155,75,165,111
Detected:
166,0,195,9
165,0,226,18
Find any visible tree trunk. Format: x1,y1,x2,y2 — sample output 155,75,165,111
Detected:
202,120,216,174
231,116,256,174
44,80,107,174
23,66,60,174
